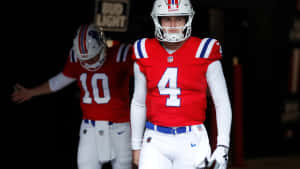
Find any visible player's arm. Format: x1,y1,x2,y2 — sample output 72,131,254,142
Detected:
206,61,232,168
11,73,76,104
130,62,147,166
207,61,232,147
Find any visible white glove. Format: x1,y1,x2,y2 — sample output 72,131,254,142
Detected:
208,145,229,169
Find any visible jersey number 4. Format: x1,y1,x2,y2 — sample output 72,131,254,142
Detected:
80,73,111,104
157,67,181,107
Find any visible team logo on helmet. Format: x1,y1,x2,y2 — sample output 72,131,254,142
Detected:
89,30,101,46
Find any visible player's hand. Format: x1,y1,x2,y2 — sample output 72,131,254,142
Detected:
209,145,229,169
132,149,141,167
11,83,33,104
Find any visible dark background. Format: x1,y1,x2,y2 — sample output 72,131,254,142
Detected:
5,0,299,168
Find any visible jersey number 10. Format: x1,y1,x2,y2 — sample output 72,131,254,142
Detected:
80,73,111,104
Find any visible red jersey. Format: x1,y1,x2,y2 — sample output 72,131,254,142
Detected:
132,37,221,127
63,43,132,122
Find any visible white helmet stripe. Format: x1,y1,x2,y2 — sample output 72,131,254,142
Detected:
196,38,216,58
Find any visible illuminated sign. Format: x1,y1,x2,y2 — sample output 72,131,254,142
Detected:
94,0,130,32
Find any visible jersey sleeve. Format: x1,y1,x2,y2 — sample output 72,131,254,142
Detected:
209,40,223,60
130,62,147,150
131,38,149,74
206,61,232,146
195,38,222,61
62,48,80,78
114,42,134,77
128,45,134,77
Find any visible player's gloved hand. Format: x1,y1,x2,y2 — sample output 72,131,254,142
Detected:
208,145,229,169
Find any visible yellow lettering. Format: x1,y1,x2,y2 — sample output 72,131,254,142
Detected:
95,15,127,28
101,2,124,15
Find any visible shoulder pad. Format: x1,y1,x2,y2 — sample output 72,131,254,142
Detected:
116,43,132,63
195,38,222,60
133,38,149,59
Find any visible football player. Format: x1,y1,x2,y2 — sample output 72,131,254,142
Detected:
11,24,133,169
130,0,232,169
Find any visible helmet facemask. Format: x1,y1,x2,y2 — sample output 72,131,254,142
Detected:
79,47,106,72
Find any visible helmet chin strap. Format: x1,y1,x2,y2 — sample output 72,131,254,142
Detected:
161,26,186,42
164,32,184,42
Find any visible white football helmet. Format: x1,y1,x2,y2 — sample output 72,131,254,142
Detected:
73,24,106,71
151,0,195,42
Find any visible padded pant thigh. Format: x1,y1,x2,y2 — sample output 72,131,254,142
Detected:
77,121,101,169
111,123,132,169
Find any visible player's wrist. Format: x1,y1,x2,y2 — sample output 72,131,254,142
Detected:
217,135,230,148
131,139,142,150
217,145,229,149
132,146,141,150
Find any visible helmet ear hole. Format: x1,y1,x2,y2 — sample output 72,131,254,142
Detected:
158,16,163,24
183,16,188,22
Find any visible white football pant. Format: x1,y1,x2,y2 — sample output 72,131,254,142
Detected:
77,120,132,169
139,124,211,169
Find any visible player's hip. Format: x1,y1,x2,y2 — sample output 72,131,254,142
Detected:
140,122,211,169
